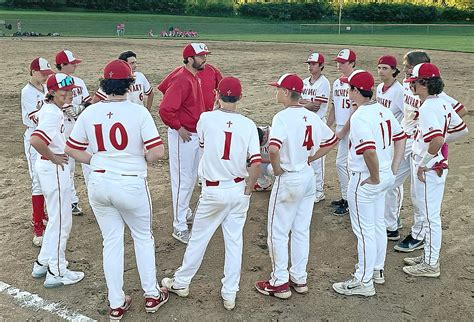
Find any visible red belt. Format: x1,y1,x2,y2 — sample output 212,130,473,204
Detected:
93,169,137,177
205,177,244,187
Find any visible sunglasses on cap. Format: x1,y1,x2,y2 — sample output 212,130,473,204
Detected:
58,76,75,88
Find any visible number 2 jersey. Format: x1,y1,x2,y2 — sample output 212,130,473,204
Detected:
66,100,162,176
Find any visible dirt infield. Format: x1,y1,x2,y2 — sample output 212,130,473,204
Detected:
0,38,473,320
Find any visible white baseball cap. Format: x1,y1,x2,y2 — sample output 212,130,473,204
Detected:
305,53,325,64
56,50,82,65
333,49,356,63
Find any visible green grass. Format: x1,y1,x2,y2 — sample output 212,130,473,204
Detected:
1,9,473,52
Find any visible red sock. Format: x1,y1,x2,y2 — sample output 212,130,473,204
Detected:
32,195,46,235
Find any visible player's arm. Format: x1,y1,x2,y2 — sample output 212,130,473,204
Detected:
31,136,69,170
65,116,92,164
91,88,107,104
309,122,338,163
268,145,283,176
158,83,190,141
302,100,322,112
352,116,378,185
246,125,262,195
22,91,41,125
268,116,286,176
361,149,380,185
142,110,165,162
145,90,154,111
326,102,335,127
143,76,154,111
390,117,407,175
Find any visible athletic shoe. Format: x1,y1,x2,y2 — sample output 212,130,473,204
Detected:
330,198,345,207
71,203,83,216
223,299,235,311
332,277,375,297
334,200,349,216
402,262,440,277
314,192,326,204
373,269,385,285
254,182,272,192
254,280,292,299
109,295,132,321
43,269,85,288
387,229,400,241
145,288,169,313
161,277,189,297
394,235,424,252
32,234,43,247
403,255,424,266
172,229,190,244
32,261,48,279
289,279,308,294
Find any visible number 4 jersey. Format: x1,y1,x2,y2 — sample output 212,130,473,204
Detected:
66,100,162,176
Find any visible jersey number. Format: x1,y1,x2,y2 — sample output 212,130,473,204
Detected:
303,125,314,150
94,122,129,151
139,92,144,102
443,113,452,136
221,131,232,160
342,98,351,109
379,120,392,149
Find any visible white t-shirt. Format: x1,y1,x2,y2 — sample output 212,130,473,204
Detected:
302,75,330,119
376,81,404,122
197,109,261,182
332,78,352,126
67,100,162,177
348,102,406,173
31,102,66,154
269,106,336,172
21,83,47,128
95,71,152,105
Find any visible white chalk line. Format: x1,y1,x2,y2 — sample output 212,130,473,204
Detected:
0,280,96,322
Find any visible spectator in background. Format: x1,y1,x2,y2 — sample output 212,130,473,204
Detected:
17,20,22,33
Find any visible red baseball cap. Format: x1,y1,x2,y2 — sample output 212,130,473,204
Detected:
404,63,441,83
305,52,325,64
55,50,82,65
269,74,303,93
103,60,133,79
341,70,374,91
218,76,242,97
30,57,54,75
46,73,79,91
378,55,397,69
182,43,211,59
333,49,356,63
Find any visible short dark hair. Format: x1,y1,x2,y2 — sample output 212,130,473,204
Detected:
351,85,373,99
418,77,444,95
257,127,264,145
45,92,54,102
290,90,302,101
392,68,400,78
118,50,137,62
404,50,430,66
183,57,190,64
100,78,134,96
220,95,240,103
56,64,63,71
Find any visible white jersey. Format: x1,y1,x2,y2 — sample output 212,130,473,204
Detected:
197,109,261,182
332,78,352,126
31,103,66,154
96,71,152,105
67,100,162,177
302,75,330,119
376,81,404,122
21,83,47,128
349,102,406,173
71,76,91,107
269,106,337,172
413,96,466,159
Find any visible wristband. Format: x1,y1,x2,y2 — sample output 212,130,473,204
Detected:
419,152,435,168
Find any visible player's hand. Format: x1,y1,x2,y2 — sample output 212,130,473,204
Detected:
360,176,380,186
178,127,192,142
244,186,252,196
304,102,321,112
335,131,345,140
417,166,427,183
51,154,69,171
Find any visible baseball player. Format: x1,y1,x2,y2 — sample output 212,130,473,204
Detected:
255,74,337,299
300,52,331,203
158,43,209,244
30,73,85,288
401,63,468,277
65,60,169,319
161,77,261,311
394,50,468,252
332,70,407,297
92,51,154,109
254,125,273,191
375,55,406,241
326,49,357,215
21,57,53,246
55,49,91,215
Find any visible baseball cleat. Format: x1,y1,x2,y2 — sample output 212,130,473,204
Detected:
255,280,292,299
161,277,189,297
32,261,48,279
172,229,191,244
71,203,83,216
403,255,424,266
402,262,440,277
223,299,236,311
330,198,345,207
333,200,349,215
32,234,43,247
289,279,309,294
109,295,132,321
394,235,424,252
145,288,169,313
43,269,85,288
387,229,401,241
332,277,375,297
314,192,326,204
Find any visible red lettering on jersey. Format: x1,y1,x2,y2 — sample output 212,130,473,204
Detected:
130,84,142,92
221,131,232,160
302,125,314,150
94,124,106,151
334,89,349,97
110,123,128,150
376,97,392,109
404,93,420,108
72,87,83,98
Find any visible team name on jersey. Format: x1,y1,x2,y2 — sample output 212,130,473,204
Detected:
334,88,349,97
404,92,420,108
130,83,143,93
376,97,392,109
302,88,318,97
73,87,83,98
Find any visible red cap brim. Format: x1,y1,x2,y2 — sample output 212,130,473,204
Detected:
268,82,279,87
404,77,418,83
71,59,82,64
333,57,349,63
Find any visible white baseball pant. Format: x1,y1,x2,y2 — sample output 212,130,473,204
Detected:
168,128,200,232
335,125,349,200
24,128,42,195
65,119,79,204
267,165,315,286
87,171,160,308
348,169,395,283
311,155,325,197
35,159,72,276
384,155,410,231
410,155,447,266
173,180,250,301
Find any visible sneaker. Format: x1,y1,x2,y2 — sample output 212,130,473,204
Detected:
254,182,272,192
71,203,83,216
332,277,375,297
330,198,345,207
387,229,400,241
255,280,292,299
403,255,424,266
145,288,169,313
373,269,385,285
334,200,349,216
32,261,48,278
289,279,308,294
402,262,440,278
44,269,85,288
161,277,189,297
314,192,326,204
223,299,235,311
110,295,132,321
394,235,424,252
32,234,43,247
172,229,191,244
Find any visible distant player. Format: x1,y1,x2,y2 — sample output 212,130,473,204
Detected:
402,63,468,277
254,125,273,191
332,70,406,297
30,73,85,288
300,52,330,203
21,57,53,246
255,74,337,299
65,60,169,319
161,77,261,311
327,49,357,215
